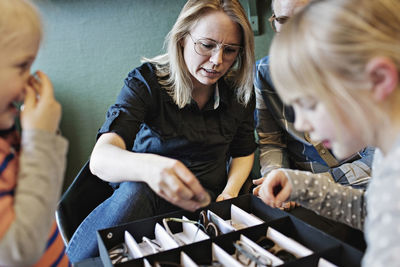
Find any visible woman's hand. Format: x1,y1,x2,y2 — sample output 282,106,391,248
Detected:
257,169,293,208
147,156,211,211
216,192,235,202
21,71,61,134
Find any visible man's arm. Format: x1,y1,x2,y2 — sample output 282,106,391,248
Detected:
254,57,290,177
328,146,374,189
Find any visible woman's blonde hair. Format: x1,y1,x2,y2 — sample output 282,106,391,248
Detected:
0,0,42,47
270,0,400,144
144,0,255,108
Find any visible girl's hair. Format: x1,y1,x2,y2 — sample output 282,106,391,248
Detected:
143,0,254,108
270,0,400,144
0,0,42,47
271,0,312,13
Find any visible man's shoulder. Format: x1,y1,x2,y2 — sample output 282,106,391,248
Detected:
254,55,273,89
256,55,270,70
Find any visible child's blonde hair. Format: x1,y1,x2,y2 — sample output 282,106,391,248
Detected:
0,0,42,47
270,0,400,145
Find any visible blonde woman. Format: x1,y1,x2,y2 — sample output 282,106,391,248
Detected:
259,0,400,265
67,0,256,262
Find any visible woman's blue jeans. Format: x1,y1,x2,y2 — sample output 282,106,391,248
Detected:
65,181,179,263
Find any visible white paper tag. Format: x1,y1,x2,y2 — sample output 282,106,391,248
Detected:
239,234,284,266
318,258,339,267
212,243,243,267
208,210,235,234
155,223,180,250
173,216,209,244
124,230,144,259
229,204,263,230
181,251,199,267
143,259,152,267
267,227,313,257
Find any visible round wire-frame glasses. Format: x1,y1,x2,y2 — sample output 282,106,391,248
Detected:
188,33,242,61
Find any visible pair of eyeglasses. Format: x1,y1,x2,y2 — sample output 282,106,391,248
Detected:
256,236,297,262
162,213,220,243
108,243,130,264
198,210,220,238
268,13,290,32
188,33,242,61
233,241,272,267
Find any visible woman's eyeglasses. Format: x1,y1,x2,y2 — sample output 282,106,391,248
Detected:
234,241,272,267
268,13,290,32
256,236,297,263
188,33,242,61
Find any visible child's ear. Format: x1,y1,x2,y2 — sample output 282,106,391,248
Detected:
366,57,399,102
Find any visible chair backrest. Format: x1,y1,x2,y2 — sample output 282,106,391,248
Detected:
55,160,113,245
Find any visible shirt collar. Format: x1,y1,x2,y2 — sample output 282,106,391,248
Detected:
160,77,230,109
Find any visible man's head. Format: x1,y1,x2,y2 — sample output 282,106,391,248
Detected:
270,0,311,32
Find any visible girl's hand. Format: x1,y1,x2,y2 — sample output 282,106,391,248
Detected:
21,71,61,134
147,156,211,211
258,169,293,208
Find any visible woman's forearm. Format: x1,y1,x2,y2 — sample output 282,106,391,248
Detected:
222,153,255,196
89,133,161,183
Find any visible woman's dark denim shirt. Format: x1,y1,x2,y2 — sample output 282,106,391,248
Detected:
98,62,256,196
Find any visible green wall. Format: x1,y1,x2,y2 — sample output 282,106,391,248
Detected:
33,0,274,191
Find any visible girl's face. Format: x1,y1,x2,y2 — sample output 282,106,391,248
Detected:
292,95,366,159
0,31,40,130
182,11,242,91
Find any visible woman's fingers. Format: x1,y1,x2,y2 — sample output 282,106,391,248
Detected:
152,163,210,211
174,162,210,206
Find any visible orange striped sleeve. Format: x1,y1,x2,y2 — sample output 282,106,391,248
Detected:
32,222,71,267
0,196,15,239
0,145,17,239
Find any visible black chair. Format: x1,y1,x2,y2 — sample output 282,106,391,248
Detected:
55,160,113,245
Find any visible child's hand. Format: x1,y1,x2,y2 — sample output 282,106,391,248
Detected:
258,169,292,208
21,71,62,134
252,176,266,196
